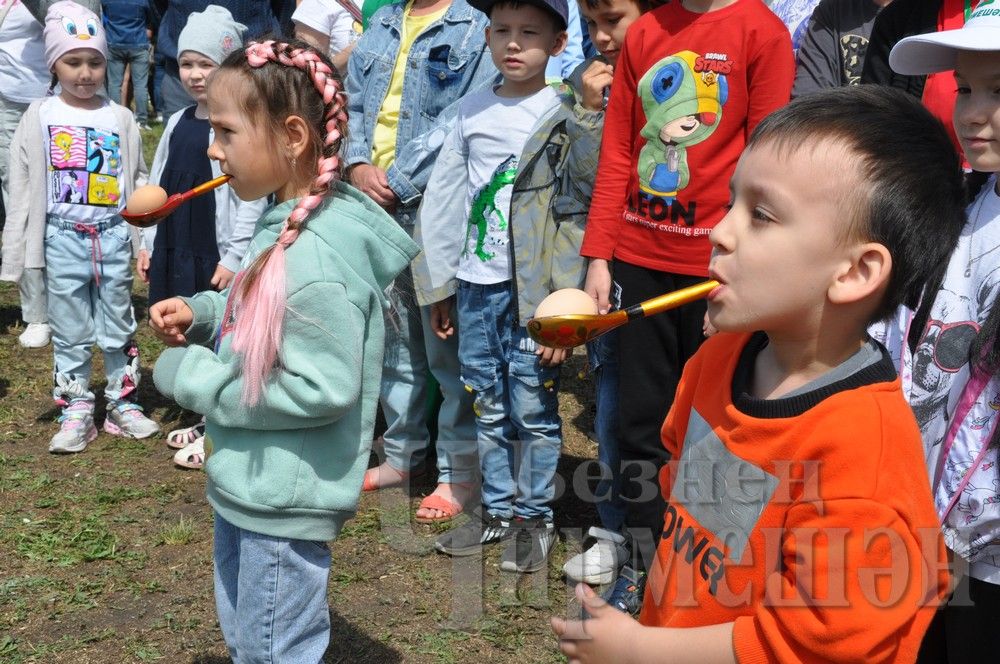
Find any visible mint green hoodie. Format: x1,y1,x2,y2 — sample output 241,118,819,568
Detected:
154,182,419,541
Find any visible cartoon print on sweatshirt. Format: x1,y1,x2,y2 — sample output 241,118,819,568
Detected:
911,267,1000,445
636,51,728,208
464,155,517,262
47,125,121,207
955,466,1000,525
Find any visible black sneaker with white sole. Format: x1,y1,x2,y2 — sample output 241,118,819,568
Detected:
500,517,556,573
435,510,511,556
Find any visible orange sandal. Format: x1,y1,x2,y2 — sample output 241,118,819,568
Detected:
414,483,475,524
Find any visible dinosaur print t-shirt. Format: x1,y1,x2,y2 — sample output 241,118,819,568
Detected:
40,96,125,223
452,85,560,285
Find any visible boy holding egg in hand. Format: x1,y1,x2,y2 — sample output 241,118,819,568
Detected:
412,0,602,572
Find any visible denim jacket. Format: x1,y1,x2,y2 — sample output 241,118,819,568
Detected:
344,0,499,209
412,84,603,325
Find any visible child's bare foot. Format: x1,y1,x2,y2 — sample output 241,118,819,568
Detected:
362,461,413,491
414,482,475,524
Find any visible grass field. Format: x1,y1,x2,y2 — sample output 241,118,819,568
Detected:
0,126,605,663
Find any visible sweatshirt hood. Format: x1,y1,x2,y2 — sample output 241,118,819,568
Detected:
257,181,419,291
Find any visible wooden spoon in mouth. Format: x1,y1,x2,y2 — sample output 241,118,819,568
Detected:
122,174,232,228
527,280,720,349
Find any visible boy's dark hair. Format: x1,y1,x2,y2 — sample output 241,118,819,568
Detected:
746,85,966,325
490,0,567,31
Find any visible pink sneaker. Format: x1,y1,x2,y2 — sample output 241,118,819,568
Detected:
49,402,97,454
104,402,160,439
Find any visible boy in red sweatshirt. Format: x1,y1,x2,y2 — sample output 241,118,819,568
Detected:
553,86,958,663
580,0,794,593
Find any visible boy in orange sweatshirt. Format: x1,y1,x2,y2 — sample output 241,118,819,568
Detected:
552,85,959,663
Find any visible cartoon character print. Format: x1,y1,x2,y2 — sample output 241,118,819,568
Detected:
636,51,728,204
55,3,99,42
957,474,1000,525
943,451,1000,570
53,132,73,163
946,457,1000,525
58,171,84,203
88,173,119,206
911,265,1000,444
87,130,120,175
49,126,87,169
48,125,121,207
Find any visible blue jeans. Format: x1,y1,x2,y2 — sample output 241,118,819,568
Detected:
380,218,477,483
456,280,562,520
44,216,138,403
213,513,331,664
587,329,625,532
106,45,150,123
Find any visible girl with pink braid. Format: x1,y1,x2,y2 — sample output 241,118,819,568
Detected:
148,39,419,661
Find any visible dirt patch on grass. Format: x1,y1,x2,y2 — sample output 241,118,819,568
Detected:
0,280,606,663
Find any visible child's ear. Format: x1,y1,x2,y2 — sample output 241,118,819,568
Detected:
552,30,568,57
828,242,892,306
283,114,310,161
485,25,491,43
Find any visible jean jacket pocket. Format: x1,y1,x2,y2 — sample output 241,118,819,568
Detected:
421,44,473,119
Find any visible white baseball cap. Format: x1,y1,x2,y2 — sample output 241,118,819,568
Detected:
889,0,1000,75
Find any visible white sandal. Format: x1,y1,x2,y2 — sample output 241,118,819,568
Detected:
173,436,205,469
166,420,205,449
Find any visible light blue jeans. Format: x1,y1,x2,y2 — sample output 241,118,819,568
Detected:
44,216,139,404
587,329,626,532
380,221,477,484
456,280,562,520
213,513,331,664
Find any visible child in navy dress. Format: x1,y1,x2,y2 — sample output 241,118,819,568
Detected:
137,5,265,467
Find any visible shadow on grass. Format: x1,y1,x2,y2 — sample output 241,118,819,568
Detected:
326,609,403,662
187,609,403,663
557,354,597,444
0,304,22,331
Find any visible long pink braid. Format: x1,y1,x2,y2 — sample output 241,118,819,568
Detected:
230,40,348,406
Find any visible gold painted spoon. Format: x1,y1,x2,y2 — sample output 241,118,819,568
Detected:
527,280,720,349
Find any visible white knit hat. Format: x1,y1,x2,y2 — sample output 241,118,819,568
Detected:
890,0,1000,75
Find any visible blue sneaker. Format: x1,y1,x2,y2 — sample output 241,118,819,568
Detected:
602,565,646,616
